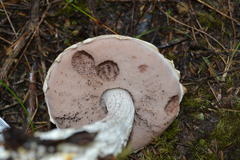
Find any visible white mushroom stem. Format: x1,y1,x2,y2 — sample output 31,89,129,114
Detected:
0,118,10,142
0,89,135,160
0,118,10,132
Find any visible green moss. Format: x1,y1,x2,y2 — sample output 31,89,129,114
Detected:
191,112,205,120
165,51,177,60
236,98,240,109
64,39,71,46
139,120,181,160
116,121,180,160
225,76,234,89
212,111,240,148
207,96,240,159
182,82,240,160
190,139,218,160
197,11,223,30
182,87,214,111
116,147,132,160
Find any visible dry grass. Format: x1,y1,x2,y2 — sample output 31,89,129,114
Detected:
0,0,239,159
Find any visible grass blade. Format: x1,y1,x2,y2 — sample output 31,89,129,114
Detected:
0,80,28,117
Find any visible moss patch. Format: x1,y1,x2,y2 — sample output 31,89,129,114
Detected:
136,121,181,160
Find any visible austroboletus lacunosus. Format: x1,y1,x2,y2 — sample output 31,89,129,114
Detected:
43,35,184,151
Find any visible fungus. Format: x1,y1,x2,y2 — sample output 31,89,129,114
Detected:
0,35,184,160
43,35,184,151
0,117,9,142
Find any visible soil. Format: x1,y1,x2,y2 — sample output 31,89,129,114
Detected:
0,0,240,160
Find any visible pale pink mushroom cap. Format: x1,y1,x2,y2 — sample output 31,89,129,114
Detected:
43,35,184,150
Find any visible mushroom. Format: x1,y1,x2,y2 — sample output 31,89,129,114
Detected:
0,117,10,142
0,35,184,160
43,35,184,151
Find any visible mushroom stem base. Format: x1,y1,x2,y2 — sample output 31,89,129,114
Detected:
0,89,135,160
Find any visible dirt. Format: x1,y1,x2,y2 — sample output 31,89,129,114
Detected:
0,0,240,160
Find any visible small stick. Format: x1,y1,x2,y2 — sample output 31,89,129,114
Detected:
196,0,240,25
227,0,237,47
28,61,38,122
0,35,12,44
0,0,50,80
158,37,190,49
0,102,18,112
0,31,32,80
158,6,226,50
0,0,17,38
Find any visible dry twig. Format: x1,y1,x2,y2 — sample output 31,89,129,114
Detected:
27,62,38,123
0,31,32,80
0,35,12,44
0,0,17,38
158,6,226,50
195,0,240,25
0,0,51,80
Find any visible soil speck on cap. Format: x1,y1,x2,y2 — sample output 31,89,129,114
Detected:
138,64,148,73
54,112,82,128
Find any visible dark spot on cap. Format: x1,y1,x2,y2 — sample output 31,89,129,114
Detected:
164,95,179,115
96,61,119,81
138,64,148,73
71,50,96,75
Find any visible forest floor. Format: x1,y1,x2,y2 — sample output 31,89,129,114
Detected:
0,0,240,160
